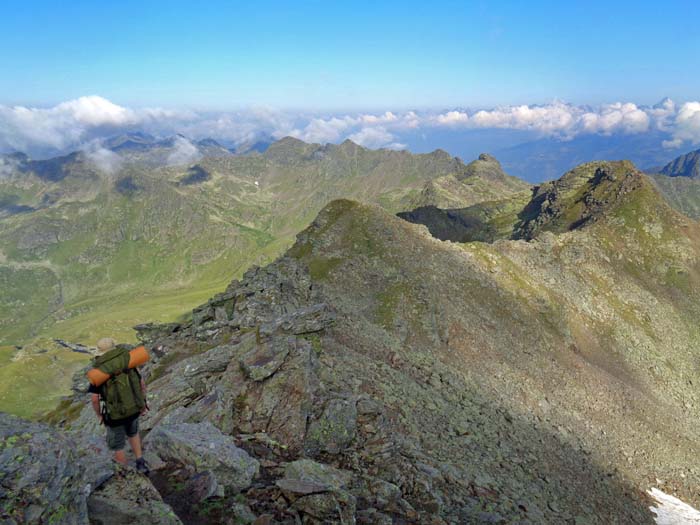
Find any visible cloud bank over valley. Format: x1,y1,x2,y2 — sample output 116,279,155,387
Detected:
1,96,700,180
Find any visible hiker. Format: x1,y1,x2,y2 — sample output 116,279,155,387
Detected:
88,337,150,474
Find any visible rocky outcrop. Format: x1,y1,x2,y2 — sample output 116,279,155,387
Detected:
513,161,644,239
400,160,650,243
146,422,259,493
0,413,179,525
410,153,530,210
87,469,182,525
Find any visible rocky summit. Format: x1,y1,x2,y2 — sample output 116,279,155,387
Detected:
4,158,700,524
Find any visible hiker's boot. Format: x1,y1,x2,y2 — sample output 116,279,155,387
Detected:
135,457,150,475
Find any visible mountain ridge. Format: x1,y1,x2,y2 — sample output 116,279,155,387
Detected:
0,140,527,416
660,148,700,178
16,170,700,522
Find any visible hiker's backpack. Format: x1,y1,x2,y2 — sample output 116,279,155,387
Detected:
93,347,146,421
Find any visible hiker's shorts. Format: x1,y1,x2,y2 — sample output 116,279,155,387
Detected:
105,417,139,451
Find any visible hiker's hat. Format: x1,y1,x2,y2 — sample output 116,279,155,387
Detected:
96,337,116,354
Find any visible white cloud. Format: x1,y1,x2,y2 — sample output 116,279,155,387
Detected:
0,156,18,179
579,102,649,135
468,102,579,134
166,136,202,166
348,127,405,149
360,111,398,125
435,111,469,126
431,101,659,138
0,96,139,153
649,97,676,131
0,95,697,157
288,116,355,144
664,101,700,148
55,96,137,127
83,143,123,175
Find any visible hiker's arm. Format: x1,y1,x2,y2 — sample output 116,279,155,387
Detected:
91,393,101,419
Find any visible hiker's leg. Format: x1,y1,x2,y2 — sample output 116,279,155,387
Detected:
113,449,127,465
127,434,142,459
106,425,127,464
126,417,142,459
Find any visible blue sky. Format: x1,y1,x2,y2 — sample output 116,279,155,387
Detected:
1,0,700,172
1,0,699,110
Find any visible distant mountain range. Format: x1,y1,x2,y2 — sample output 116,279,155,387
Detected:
493,130,678,182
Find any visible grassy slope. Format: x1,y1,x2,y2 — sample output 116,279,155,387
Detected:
289,185,700,506
650,173,700,219
0,141,523,417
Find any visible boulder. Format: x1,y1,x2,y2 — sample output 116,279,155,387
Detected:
278,459,356,523
87,468,182,525
182,343,239,378
239,336,290,381
146,422,259,493
305,397,357,455
278,459,352,493
0,412,112,525
230,338,319,452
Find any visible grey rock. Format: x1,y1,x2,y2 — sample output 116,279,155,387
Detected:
71,364,92,394
239,336,290,381
229,338,319,452
0,412,112,525
192,305,215,327
87,468,182,525
182,343,238,378
146,422,259,493
275,479,331,495
183,470,224,501
259,303,336,336
305,397,357,455
281,459,353,492
134,323,181,344
292,491,357,523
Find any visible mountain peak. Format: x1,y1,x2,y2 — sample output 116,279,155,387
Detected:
399,159,669,243
338,138,361,150
103,132,157,151
263,136,317,163
514,160,645,239
478,152,499,163
196,138,224,148
458,152,508,182
660,148,700,178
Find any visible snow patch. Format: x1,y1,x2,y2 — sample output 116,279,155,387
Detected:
649,488,700,524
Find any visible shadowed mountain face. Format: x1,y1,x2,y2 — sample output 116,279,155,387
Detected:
0,140,528,416
400,161,655,243
649,148,700,220
660,148,700,178
178,165,211,185
25,170,700,522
